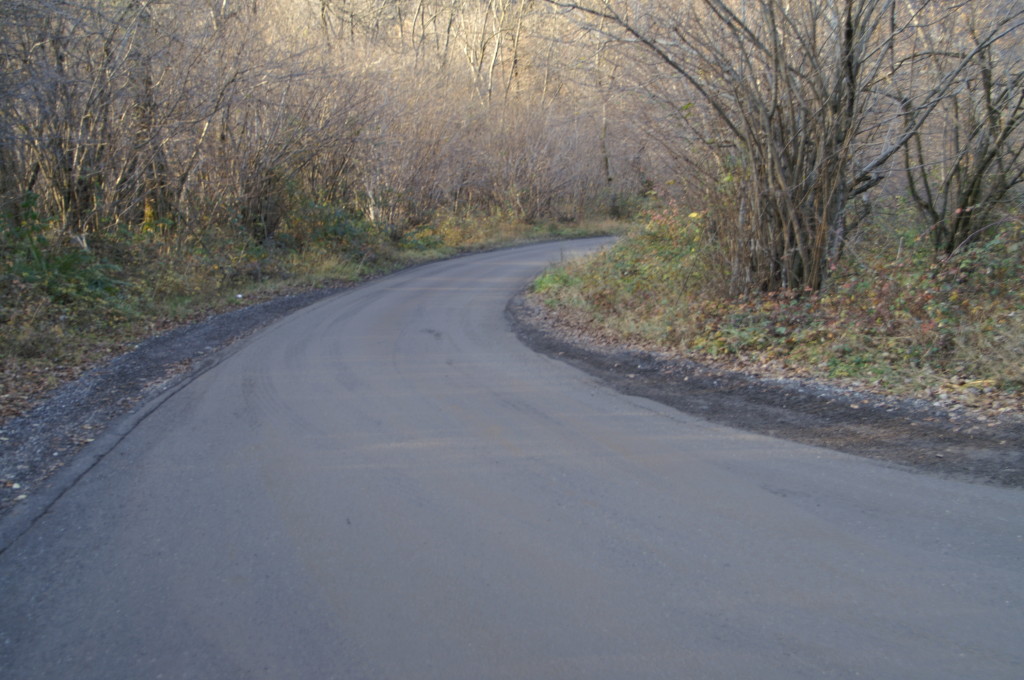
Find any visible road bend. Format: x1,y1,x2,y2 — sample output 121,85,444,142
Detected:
1,239,1022,679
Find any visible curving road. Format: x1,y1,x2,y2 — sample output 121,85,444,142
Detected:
1,240,1023,679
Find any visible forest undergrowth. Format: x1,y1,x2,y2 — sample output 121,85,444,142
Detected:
532,200,1024,422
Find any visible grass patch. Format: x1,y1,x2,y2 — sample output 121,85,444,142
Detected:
533,201,1024,415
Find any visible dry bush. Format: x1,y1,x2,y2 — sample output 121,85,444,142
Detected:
0,0,633,309
555,0,1024,293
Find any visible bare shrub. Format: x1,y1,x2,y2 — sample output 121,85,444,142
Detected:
553,0,1024,292
902,4,1024,255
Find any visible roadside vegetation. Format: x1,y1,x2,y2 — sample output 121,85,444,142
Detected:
533,201,1024,416
3,0,1024,424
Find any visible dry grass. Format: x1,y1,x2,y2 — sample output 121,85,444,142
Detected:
533,205,1024,420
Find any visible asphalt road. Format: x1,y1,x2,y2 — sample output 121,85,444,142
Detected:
2,240,1022,679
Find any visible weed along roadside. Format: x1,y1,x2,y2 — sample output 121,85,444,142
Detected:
528,210,1024,425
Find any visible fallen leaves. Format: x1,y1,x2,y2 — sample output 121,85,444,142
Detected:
0,358,90,425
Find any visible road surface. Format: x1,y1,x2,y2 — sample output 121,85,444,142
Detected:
2,240,1022,679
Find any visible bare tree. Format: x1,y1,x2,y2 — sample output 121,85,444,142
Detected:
551,0,1024,292
0,0,622,259
901,4,1024,255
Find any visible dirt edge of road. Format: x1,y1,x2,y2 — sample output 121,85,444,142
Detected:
507,293,1024,489
0,284,353,521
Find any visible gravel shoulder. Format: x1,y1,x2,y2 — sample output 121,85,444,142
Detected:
3,257,1021,523
0,284,353,518
507,294,1024,488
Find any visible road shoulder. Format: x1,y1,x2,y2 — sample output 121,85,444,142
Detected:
507,293,1024,488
